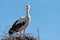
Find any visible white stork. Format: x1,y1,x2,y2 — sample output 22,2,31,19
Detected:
9,4,31,35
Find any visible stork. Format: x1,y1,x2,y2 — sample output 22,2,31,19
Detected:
9,4,31,35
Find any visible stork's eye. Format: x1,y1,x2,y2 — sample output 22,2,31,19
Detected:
26,6,28,7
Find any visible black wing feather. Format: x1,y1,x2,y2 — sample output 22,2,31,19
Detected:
10,20,26,32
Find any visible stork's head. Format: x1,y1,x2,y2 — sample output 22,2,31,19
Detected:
25,4,30,11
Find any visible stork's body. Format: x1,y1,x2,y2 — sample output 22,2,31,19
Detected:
9,5,31,35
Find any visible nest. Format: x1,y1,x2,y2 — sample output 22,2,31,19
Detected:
1,33,37,40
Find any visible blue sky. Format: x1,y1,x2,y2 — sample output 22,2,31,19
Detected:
0,0,60,40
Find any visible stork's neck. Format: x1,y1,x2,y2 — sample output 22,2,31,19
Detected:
26,10,31,20
26,10,30,17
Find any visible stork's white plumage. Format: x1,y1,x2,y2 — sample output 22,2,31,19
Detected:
9,4,31,35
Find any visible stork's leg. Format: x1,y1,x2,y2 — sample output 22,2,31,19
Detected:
20,31,21,35
16,32,18,35
24,29,25,34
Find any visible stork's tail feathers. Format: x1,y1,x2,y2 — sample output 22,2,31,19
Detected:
9,30,14,35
